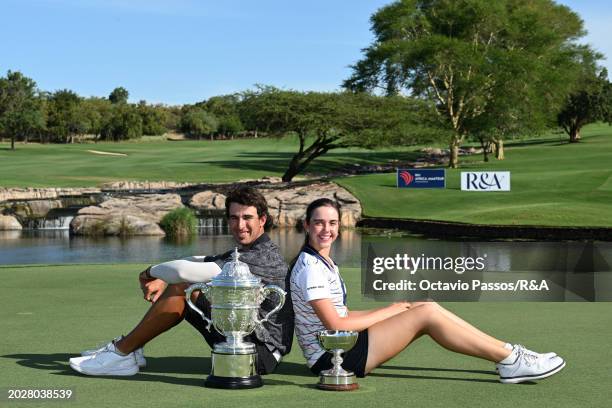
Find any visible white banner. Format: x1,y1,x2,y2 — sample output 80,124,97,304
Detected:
461,171,511,191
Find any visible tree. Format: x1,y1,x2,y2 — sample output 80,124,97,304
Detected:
239,87,428,182
137,101,168,136
344,0,590,167
46,89,88,143
0,71,45,150
199,94,244,138
179,108,219,139
557,54,612,143
109,86,129,104
100,104,143,141
81,97,112,141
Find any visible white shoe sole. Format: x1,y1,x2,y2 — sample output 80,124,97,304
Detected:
499,360,566,384
70,361,139,376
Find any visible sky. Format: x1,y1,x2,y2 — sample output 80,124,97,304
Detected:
1,0,610,105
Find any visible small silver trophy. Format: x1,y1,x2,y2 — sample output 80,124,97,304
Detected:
185,248,285,389
316,330,359,391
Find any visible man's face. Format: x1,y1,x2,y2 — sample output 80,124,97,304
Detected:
228,203,266,246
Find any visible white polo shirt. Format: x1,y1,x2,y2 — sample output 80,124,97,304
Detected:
290,250,347,367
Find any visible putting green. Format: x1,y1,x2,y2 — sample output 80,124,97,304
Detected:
1,264,609,407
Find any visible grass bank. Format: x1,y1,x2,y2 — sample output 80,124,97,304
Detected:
338,125,612,227
1,264,609,408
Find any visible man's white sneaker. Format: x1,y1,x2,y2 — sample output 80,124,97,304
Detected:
81,337,146,368
70,343,139,376
497,348,565,384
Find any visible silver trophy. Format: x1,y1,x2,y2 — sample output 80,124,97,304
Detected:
185,248,285,389
317,330,359,391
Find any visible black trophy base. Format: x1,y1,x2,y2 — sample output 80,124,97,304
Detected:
205,375,263,389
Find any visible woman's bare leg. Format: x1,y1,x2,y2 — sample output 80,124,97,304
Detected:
410,301,507,348
365,303,510,374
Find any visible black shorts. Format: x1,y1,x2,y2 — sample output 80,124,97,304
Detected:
310,329,369,378
184,293,279,375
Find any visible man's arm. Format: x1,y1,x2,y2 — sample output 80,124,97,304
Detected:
149,259,222,284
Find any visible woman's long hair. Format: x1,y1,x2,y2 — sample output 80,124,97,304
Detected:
288,198,342,272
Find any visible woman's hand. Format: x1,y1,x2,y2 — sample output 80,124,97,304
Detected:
388,301,412,314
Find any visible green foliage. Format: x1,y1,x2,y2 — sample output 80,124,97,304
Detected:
199,94,244,137
0,70,46,149
46,89,88,143
239,86,429,181
344,0,594,167
557,56,612,142
100,104,143,141
109,86,129,104
179,108,219,138
80,97,112,139
159,207,197,237
137,101,168,136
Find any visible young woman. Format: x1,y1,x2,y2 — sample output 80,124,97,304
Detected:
290,198,565,384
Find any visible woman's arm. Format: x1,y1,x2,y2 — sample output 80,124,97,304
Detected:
310,298,411,332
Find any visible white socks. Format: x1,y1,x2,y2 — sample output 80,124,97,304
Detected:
498,343,517,364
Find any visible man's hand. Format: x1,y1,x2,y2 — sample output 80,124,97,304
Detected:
142,278,167,303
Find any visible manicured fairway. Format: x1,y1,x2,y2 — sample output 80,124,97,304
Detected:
1,264,609,408
0,137,417,187
338,125,612,227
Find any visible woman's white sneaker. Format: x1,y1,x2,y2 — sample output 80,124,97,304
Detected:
497,348,566,384
70,343,139,376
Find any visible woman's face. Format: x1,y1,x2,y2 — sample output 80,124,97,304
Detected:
304,205,339,252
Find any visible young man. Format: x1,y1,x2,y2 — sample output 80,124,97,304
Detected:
69,186,293,376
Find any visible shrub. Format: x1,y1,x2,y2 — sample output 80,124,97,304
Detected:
159,207,197,237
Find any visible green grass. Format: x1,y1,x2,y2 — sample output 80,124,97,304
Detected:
337,124,612,227
0,136,418,187
1,264,610,408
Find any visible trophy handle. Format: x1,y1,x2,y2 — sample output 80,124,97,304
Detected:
185,283,213,331
255,284,286,326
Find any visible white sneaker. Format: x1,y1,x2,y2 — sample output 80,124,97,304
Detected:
70,342,139,376
495,344,556,372
513,344,556,359
497,348,565,384
81,337,146,368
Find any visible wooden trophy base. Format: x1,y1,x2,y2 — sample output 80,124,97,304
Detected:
317,383,360,391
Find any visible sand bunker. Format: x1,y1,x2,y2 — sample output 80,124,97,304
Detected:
87,150,128,157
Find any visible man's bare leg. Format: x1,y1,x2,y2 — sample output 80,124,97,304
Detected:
115,282,191,354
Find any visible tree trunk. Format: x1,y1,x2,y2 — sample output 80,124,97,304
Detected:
569,126,581,143
494,138,505,160
282,161,300,182
11,136,15,150
479,138,489,162
448,138,460,168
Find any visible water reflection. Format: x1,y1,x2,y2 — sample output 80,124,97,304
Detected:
0,228,367,266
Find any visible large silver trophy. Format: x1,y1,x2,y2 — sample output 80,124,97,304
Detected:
316,330,359,391
185,248,285,389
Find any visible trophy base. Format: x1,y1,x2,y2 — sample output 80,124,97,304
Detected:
317,373,359,391
205,374,263,389
204,350,263,389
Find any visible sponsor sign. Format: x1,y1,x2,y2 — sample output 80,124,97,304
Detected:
397,169,446,188
461,171,511,191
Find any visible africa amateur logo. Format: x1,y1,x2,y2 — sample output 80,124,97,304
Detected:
399,171,414,185
397,169,446,188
